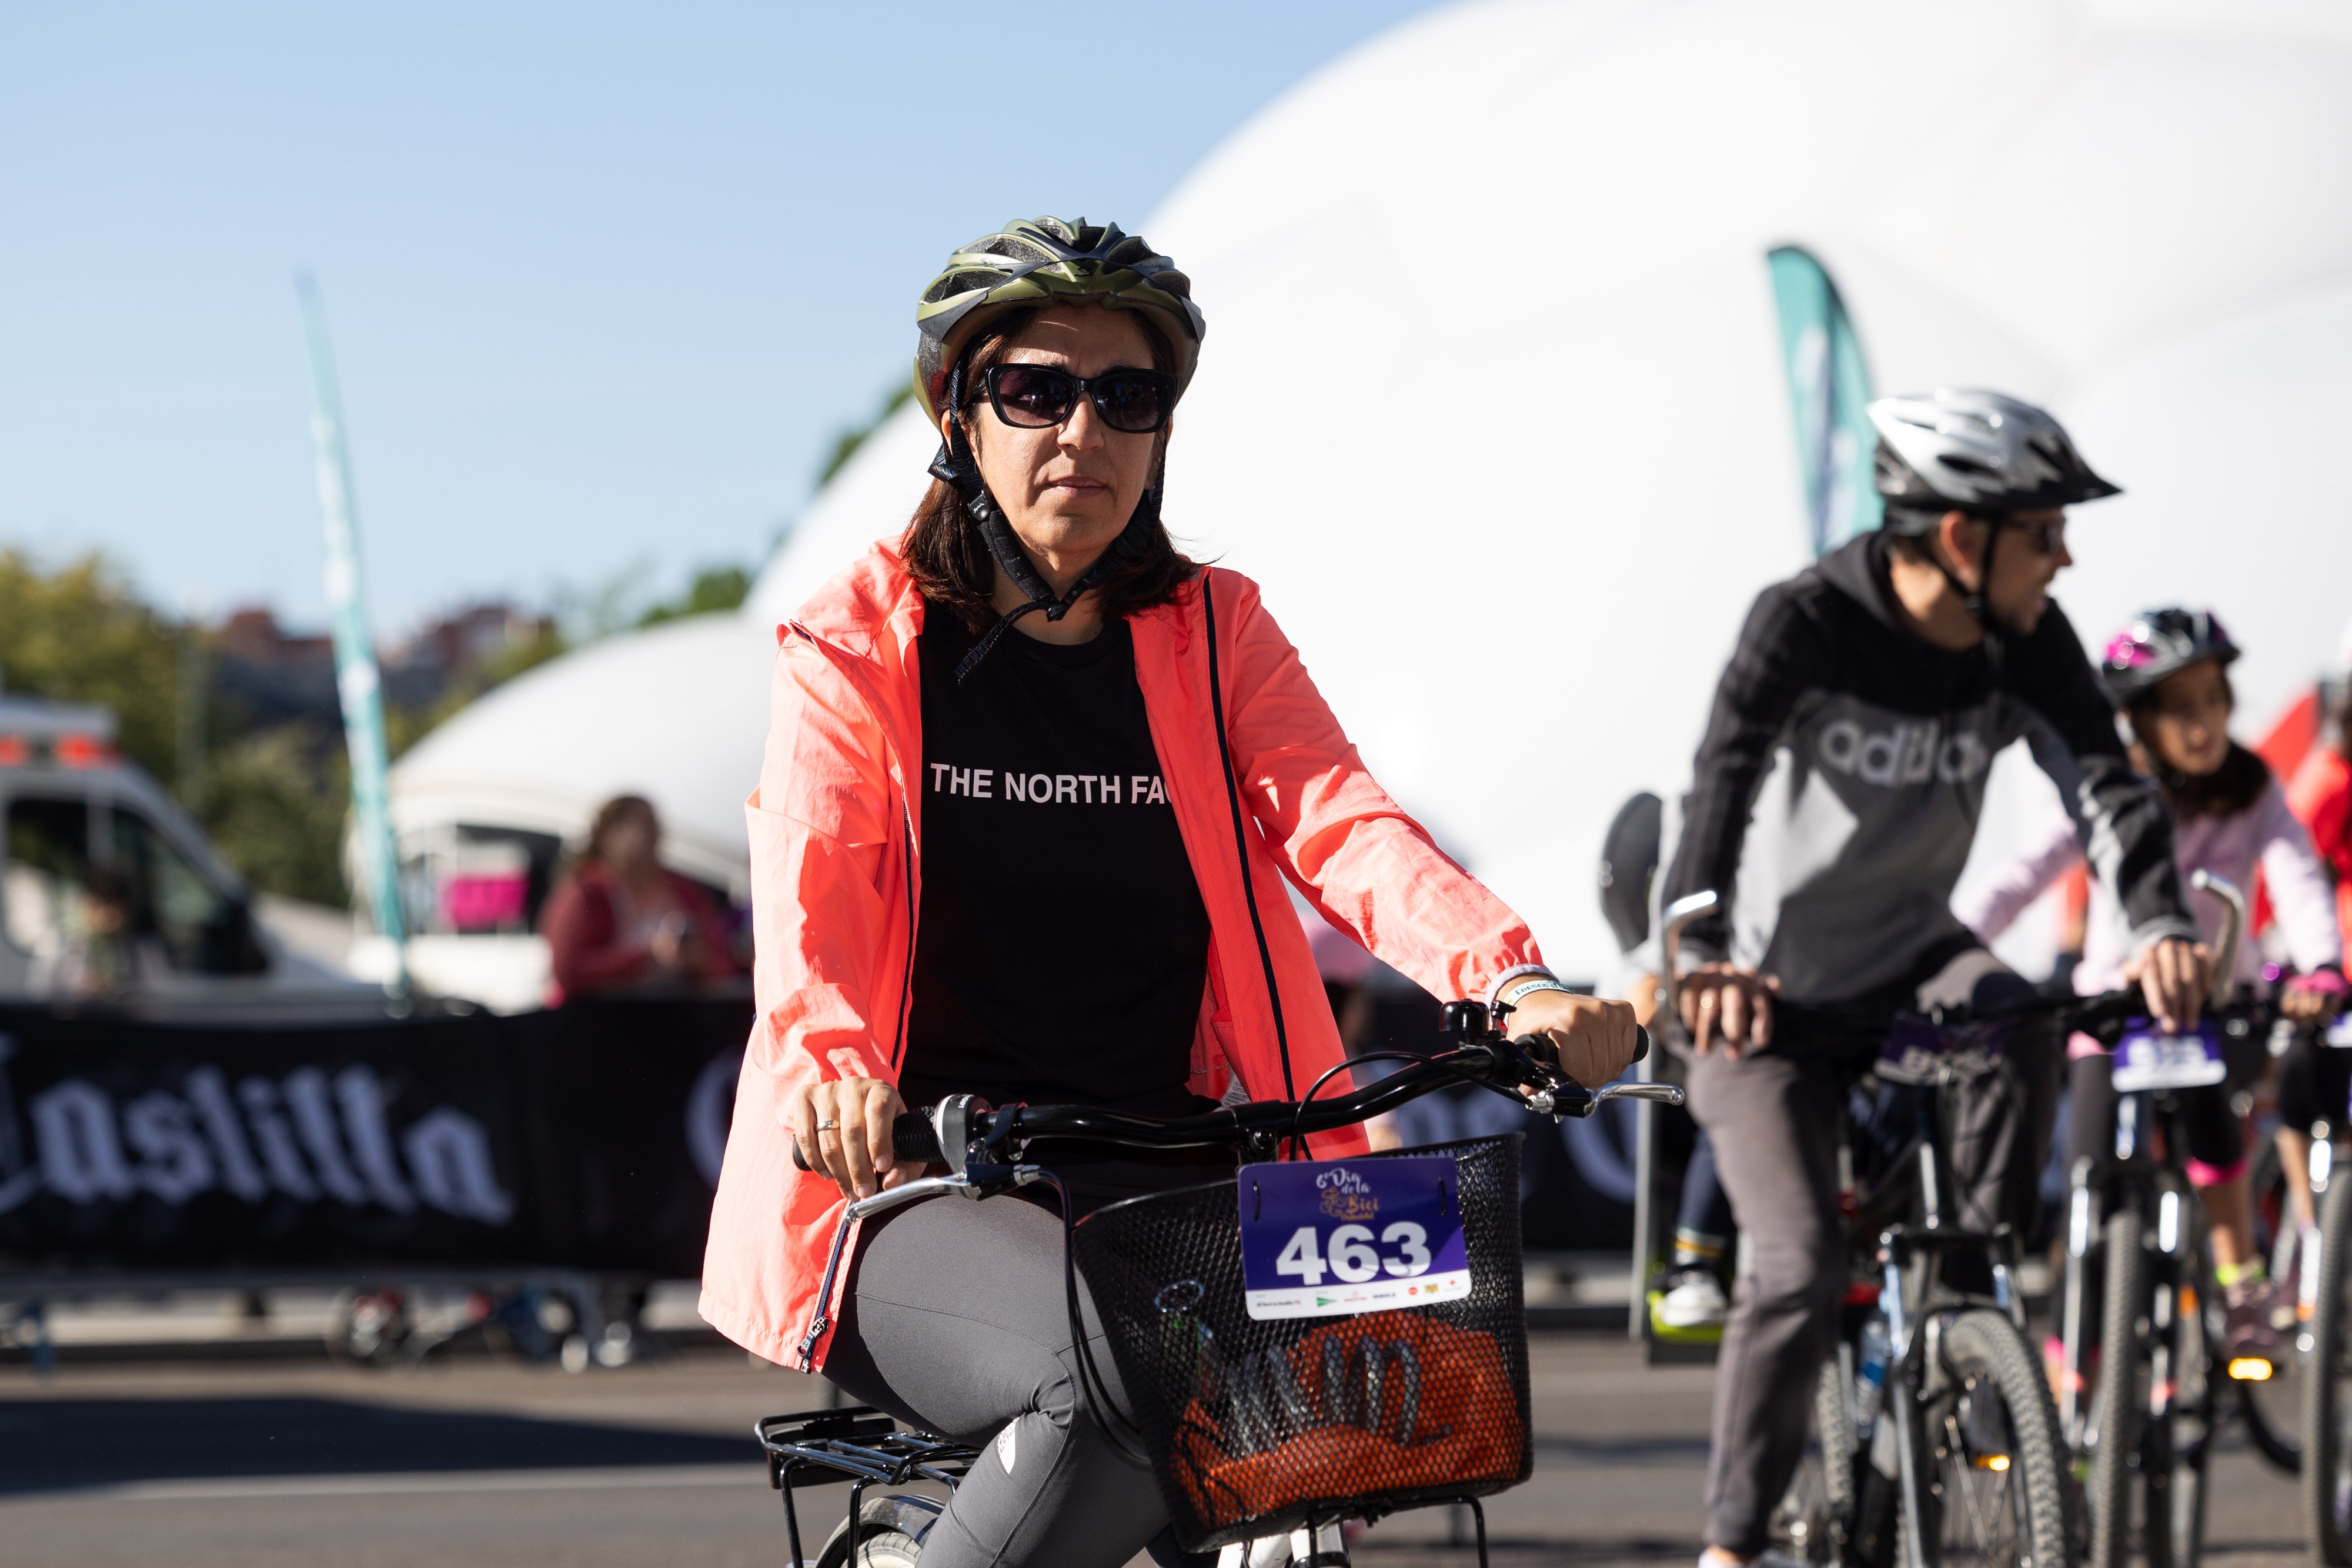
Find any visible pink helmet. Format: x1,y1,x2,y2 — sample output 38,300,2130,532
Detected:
2101,608,2239,706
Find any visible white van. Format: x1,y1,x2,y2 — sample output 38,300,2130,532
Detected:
0,695,390,1021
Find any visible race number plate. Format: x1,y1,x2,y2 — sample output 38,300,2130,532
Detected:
2111,1021,2226,1092
1237,1155,1469,1321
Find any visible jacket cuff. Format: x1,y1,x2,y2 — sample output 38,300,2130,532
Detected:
2126,918,2202,959
1673,940,1729,973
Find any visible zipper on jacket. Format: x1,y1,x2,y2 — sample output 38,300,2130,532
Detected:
1201,570,1296,1101
888,803,916,1067
796,1205,858,1369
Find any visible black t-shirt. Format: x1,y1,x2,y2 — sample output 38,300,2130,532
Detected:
900,604,1214,1128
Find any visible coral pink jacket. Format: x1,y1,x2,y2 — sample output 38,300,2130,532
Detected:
699,539,1544,1370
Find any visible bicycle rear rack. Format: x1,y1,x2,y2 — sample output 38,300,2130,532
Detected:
757,1404,979,1567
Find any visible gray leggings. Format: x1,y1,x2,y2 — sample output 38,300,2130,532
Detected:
820,1190,1167,1568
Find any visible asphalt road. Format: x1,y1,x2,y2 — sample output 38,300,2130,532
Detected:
0,1333,2311,1567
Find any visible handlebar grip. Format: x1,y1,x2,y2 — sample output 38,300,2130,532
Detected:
1505,1025,1656,1072
895,1111,945,1166
789,1109,948,1174
1511,1026,1651,1071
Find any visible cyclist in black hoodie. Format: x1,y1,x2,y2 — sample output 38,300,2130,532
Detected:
1646,389,2213,1568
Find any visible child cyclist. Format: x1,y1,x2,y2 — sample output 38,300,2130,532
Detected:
2278,631,2352,1247
1959,609,2346,1356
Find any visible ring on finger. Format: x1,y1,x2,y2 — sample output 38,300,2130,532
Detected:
815,1117,838,1131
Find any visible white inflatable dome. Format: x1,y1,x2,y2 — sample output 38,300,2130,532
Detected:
751,0,2352,978
387,611,774,897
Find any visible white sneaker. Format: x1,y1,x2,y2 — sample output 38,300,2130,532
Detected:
1656,1267,1729,1330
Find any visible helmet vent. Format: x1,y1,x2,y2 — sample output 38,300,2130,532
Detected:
923,270,998,304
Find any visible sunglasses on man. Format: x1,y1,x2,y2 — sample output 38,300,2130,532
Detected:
976,363,1177,435
1994,515,2068,556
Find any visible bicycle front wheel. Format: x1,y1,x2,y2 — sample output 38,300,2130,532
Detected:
2089,1206,2149,1568
2304,1174,2352,1565
1921,1309,2073,1568
1772,1352,1861,1563
2154,1262,2214,1568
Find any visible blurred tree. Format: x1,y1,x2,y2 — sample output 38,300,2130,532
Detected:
199,727,349,905
0,551,179,778
0,551,574,911
636,564,751,628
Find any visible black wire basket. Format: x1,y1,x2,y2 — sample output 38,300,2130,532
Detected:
1073,1134,1531,1552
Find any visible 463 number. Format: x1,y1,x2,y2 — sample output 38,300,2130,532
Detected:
1274,1222,1432,1286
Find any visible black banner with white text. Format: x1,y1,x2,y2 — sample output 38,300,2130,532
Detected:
0,997,750,1278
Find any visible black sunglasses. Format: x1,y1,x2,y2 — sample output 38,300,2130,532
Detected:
1992,515,2068,556
977,363,1177,434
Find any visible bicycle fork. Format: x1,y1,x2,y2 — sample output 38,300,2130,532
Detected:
1879,1248,1937,1568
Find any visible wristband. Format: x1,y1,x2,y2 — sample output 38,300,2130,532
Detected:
1499,977,1573,1009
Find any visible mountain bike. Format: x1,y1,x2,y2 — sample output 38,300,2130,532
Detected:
2296,1011,2352,1563
1653,891,2074,1568
754,1000,1680,1568
2061,872,2283,1568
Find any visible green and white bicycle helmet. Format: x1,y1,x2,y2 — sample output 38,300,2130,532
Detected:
914,216,1205,419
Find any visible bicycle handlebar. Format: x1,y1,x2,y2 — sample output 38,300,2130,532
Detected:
790,1019,1667,1174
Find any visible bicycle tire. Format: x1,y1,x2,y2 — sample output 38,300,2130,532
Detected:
2157,1261,2214,1568
2304,1175,2352,1566
1917,1309,2072,1568
2090,1206,2149,1568
2231,1212,2307,1476
2241,1366,2305,1473
1771,1353,1860,1563
816,1495,942,1568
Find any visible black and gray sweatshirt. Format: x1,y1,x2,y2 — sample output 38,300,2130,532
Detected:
1657,533,2196,1004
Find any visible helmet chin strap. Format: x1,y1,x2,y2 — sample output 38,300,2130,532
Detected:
930,359,1159,684
1935,520,2006,678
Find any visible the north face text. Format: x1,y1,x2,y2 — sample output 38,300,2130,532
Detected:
928,764,1168,805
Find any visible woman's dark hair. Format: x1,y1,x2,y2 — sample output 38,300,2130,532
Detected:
901,305,1200,632
2127,673,2269,818
583,795,657,863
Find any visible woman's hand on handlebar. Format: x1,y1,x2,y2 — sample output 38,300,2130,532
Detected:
1681,964,1780,1059
786,1076,916,1199
1509,989,1643,1088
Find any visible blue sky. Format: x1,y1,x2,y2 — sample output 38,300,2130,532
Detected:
0,2,1438,634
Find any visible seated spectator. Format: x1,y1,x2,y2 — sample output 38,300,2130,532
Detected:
540,795,740,1002
31,864,150,998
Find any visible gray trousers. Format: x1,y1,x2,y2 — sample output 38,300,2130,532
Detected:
1686,948,2057,1554
820,1191,1167,1568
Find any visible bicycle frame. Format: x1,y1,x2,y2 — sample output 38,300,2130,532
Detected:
2057,1092,2220,1450
1840,1062,2033,1568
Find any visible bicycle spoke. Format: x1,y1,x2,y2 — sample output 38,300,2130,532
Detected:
1937,1379,2029,1568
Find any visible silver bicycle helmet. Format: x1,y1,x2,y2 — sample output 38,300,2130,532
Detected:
1869,389,2120,528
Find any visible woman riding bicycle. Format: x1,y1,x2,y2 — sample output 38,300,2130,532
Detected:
699,216,1640,1568
1959,608,2346,1358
